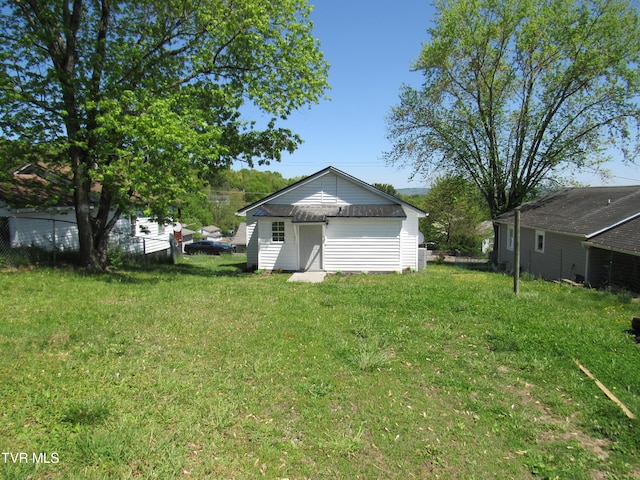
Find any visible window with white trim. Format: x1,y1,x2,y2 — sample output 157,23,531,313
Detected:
535,230,545,253
507,224,514,251
272,221,285,242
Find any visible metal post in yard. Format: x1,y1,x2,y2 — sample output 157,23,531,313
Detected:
514,207,521,295
52,218,56,264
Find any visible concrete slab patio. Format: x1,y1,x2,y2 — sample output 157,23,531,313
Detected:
287,271,327,283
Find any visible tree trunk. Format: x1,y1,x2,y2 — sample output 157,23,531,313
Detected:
489,222,500,266
71,146,100,272
74,179,120,272
95,232,110,271
74,188,99,271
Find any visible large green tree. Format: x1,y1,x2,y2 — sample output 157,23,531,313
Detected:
385,0,640,256
0,0,329,271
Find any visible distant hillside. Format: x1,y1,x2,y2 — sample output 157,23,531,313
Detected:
397,187,429,196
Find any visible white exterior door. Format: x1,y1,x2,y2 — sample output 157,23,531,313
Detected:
299,225,322,271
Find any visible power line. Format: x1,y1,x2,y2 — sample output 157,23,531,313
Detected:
611,174,640,182
207,190,272,195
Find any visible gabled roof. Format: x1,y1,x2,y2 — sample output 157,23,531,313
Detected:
200,225,221,233
494,185,640,237
0,162,74,209
230,222,247,245
585,216,640,255
236,166,426,217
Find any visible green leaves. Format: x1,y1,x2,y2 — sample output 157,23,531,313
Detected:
387,0,640,220
0,0,329,270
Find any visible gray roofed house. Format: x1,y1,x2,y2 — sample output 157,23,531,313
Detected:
493,186,640,291
199,225,222,238
236,166,427,273
230,222,247,253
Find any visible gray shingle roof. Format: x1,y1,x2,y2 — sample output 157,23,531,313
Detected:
230,223,246,246
252,204,407,223
586,216,640,254
494,186,640,236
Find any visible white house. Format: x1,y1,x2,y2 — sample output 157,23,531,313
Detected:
198,225,222,239
236,166,427,273
0,163,174,256
0,203,174,256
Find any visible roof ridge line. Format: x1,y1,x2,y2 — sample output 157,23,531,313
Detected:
586,211,640,239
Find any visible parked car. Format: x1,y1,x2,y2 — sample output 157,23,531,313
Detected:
184,240,234,255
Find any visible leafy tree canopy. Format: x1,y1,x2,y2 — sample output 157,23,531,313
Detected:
214,168,298,204
179,168,298,231
385,0,640,223
417,175,489,253
0,0,329,270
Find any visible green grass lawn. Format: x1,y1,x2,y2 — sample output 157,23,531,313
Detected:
1,256,639,479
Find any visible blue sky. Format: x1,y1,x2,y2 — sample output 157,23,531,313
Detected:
234,0,640,189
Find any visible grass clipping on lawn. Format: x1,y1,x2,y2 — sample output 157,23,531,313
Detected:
0,256,639,479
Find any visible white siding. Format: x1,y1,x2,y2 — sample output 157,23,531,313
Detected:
400,211,420,270
245,218,258,268
2,209,79,250
275,172,388,206
109,217,141,254
335,176,389,205
132,217,172,253
324,218,401,272
257,219,298,271
0,205,171,256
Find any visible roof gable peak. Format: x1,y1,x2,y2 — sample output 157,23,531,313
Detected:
237,166,426,216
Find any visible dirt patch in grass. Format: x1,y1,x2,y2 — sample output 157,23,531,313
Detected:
509,380,614,479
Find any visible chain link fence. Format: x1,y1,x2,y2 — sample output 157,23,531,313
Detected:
0,215,175,268
0,215,80,267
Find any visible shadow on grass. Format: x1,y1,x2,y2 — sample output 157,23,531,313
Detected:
95,257,251,284
437,258,491,272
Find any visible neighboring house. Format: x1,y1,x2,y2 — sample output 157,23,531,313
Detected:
494,186,640,291
181,228,195,243
198,225,222,239
236,166,427,273
127,215,175,255
477,220,494,254
230,222,247,253
0,163,174,256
